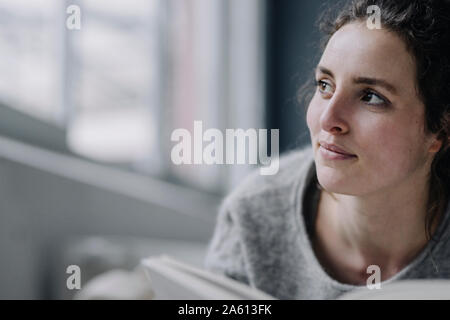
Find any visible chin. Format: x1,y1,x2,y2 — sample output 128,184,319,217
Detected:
315,166,361,196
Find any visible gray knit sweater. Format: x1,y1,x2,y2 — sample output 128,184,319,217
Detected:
204,146,450,299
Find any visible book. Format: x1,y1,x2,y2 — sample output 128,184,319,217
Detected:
142,255,450,300
140,255,276,300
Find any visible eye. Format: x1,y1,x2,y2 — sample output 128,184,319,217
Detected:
315,80,333,95
361,90,389,106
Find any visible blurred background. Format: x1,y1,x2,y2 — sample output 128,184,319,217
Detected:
0,0,332,299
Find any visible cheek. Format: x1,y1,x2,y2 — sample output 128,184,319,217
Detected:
358,118,427,175
306,96,321,133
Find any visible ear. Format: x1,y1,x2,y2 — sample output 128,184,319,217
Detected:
428,136,443,154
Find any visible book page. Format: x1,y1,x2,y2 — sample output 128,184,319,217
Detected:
141,255,276,300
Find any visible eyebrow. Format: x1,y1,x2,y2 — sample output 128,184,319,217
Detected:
316,66,398,95
353,77,397,94
316,66,335,78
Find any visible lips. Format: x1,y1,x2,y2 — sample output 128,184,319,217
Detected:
319,141,356,157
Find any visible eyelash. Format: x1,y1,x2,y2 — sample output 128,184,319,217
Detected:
314,79,390,107
361,89,389,106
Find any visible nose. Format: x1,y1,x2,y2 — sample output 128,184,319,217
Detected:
319,90,350,135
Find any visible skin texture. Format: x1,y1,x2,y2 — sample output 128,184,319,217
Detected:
306,22,443,284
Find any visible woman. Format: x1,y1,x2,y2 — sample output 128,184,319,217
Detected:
204,0,450,299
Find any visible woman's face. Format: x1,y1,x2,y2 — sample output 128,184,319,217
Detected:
306,22,441,196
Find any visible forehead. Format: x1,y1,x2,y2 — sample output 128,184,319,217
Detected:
319,22,417,93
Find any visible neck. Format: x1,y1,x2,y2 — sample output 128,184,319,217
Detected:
315,165,437,278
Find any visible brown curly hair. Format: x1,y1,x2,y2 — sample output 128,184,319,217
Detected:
300,0,450,241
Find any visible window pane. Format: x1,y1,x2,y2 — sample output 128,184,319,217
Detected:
67,0,160,164
165,0,226,192
0,0,62,123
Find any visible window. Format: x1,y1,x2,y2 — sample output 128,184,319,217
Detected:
66,0,161,166
165,0,267,193
0,0,63,123
0,0,267,195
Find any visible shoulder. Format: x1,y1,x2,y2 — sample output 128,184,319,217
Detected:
222,145,314,214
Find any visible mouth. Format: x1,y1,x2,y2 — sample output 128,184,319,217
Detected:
318,141,357,159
